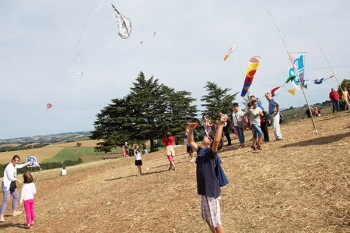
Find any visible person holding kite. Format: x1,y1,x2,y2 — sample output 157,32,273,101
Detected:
187,115,228,233
265,92,283,141
0,155,32,222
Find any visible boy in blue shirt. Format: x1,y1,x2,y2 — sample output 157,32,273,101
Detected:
187,115,228,233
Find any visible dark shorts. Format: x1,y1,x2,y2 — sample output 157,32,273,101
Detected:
187,145,194,153
135,160,142,166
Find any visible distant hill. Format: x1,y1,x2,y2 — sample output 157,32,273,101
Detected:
0,131,91,145
0,100,336,145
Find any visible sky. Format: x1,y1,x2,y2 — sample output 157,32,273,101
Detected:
0,0,349,139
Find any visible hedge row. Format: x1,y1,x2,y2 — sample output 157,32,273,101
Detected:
0,158,83,177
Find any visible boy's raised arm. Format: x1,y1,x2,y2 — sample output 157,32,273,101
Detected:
212,115,228,154
187,122,199,152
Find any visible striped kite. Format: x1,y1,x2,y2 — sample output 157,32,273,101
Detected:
240,56,260,97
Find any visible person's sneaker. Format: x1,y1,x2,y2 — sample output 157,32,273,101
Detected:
26,225,32,229
13,210,22,216
0,216,4,222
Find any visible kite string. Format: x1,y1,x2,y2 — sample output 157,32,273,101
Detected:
76,4,106,49
235,47,245,77
267,10,318,135
72,3,108,77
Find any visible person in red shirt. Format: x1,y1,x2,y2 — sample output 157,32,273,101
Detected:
162,132,176,171
329,88,340,113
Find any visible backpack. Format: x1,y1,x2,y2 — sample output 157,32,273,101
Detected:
215,156,229,187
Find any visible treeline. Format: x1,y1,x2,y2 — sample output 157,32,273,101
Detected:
91,72,238,153
0,143,50,153
0,158,83,177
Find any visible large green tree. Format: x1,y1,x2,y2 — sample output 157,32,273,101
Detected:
91,72,197,152
200,81,238,120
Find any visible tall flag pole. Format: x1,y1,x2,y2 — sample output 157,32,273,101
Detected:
268,11,318,135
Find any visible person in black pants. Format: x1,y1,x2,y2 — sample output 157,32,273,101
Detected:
217,111,232,146
260,111,270,142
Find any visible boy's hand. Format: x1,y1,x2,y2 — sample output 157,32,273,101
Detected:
187,122,198,130
219,114,228,124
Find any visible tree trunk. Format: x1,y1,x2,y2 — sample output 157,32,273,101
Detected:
150,139,155,152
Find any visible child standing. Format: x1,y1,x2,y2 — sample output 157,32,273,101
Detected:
123,142,130,158
60,166,67,176
162,132,176,171
134,144,142,175
187,115,228,233
20,171,36,229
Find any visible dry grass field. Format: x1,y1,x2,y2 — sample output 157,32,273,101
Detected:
0,147,64,164
0,112,349,233
0,140,103,164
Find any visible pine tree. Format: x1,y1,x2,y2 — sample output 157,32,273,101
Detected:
91,72,197,152
200,81,238,120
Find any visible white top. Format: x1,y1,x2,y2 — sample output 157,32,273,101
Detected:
2,162,26,191
61,169,67,176
232,110,245,126
248,107,263,126
20,183,36,202
135,151,142,161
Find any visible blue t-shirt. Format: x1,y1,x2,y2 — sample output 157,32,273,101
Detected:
268,99,279,114
196,147,221,197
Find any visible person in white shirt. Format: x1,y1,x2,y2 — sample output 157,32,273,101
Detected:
0,155,32,222
246,100,264,151
134,144,143,175
60,166,67,176
231,102,246,148
20,171,37,229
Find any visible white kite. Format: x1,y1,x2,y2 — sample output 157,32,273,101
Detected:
111,3,132,39
25,156,40,168
71,3,132,78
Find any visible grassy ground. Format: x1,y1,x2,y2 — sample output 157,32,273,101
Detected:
0,112,349,232
42,147,122,163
